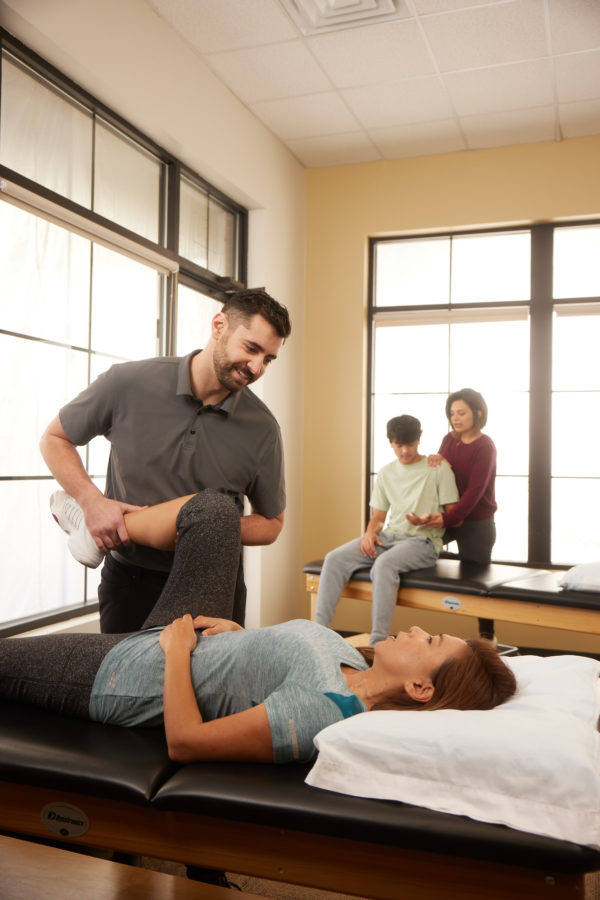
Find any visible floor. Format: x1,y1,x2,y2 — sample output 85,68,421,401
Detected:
144,856,600,899
143,856,365,898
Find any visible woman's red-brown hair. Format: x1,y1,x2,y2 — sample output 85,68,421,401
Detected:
356,638,516,712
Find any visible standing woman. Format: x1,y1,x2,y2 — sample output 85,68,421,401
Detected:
425,388,497,564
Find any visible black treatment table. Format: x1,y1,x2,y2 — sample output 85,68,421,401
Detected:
1,698,599,900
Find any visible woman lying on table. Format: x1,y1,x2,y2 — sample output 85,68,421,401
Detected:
0,490,516,764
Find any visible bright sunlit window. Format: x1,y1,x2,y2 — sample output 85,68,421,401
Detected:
179,174,239,279
176,284,222,356
551,226,600,564
0,35,246,633
370,225,600,568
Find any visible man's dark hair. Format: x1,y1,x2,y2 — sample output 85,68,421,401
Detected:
222,288,291,339
386,415,422,444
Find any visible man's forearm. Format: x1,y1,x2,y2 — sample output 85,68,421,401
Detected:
40,428,102,509
240,512,284,546
41,417,144,550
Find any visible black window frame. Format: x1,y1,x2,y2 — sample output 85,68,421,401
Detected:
368,220,600,570
0,29,248,635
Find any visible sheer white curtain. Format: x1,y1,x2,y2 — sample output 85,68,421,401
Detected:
0,54,93,206
179,176,238,278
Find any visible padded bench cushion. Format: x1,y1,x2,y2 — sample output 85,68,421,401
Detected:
303,559,600,610
0,699,174,805
303,558,542,595
152,760,600,874
492,570,600,610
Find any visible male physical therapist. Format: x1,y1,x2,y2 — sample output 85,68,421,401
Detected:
41,288,291,633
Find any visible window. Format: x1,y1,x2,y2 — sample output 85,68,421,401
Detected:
0,32,247,634
176,282,223,356
0,53,93,206
179,174,240,280
94,119,163,243
369,224,600,568
551,225,600,565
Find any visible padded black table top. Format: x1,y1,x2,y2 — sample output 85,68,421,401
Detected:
303,559,600,610
153,760,600,874
303,559,544,595
1,700,599,874
0,699,174,805
493,570,600,610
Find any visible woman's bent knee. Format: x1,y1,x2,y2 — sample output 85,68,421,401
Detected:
176,490,240,534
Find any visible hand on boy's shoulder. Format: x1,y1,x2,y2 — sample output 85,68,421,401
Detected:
427,453,453,470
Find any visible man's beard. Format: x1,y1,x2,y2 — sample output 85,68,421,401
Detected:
213,342,255,392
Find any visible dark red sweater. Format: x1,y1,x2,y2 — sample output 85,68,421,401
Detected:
439,432,497,527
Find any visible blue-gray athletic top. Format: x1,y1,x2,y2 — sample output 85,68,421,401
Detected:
89,619,369,763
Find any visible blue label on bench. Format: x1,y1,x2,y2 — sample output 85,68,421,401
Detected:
442,596,462,611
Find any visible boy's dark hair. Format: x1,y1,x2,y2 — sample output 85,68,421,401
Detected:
222,288,291,339
386,415,422,444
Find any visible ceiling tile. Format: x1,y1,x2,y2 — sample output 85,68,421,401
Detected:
461,106,556,149
147,0,297,53
559,98,600,138
445,59,554,116
555,50,600,103
306,19,434,88
286,132,382,167
414,0,508,12
205,42,332,103
369,119,465,158
280,0,412,35
147,0,600,166
421,0,548,72
250,93,359,140
548,0,600,54
342,76,453,128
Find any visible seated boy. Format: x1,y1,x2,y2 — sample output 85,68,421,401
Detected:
314,415,458,644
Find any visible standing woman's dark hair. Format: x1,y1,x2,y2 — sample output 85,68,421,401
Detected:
445,388,488,430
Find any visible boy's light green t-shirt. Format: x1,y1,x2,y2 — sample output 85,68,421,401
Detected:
370,457,459,553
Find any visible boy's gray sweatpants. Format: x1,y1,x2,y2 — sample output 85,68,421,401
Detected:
314,531,438,644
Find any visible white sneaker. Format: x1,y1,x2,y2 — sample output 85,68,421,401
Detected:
50,491,104,569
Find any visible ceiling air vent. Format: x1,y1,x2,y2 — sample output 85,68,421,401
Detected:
279,0,410,36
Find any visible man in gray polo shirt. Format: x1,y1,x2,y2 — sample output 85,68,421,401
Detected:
40,288,291,633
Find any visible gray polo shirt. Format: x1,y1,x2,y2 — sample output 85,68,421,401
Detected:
59,351,285,571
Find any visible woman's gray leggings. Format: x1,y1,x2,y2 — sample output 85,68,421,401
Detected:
0,490,241,719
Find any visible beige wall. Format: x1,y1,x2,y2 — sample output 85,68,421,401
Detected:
0,0,306,627
303,136,600,653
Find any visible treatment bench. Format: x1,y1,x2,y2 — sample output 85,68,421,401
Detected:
1,698,599,900
303,558,600,640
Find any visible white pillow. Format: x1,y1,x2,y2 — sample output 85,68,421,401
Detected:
559,562,600,592
306,654,600,849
